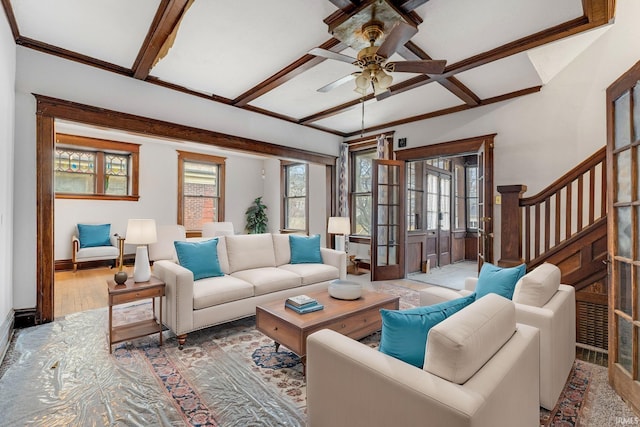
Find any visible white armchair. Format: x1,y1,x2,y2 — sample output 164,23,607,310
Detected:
202,221,234,237
418,262,576,410
71,229,119,272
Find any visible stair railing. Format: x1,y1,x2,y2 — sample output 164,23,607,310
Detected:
498,147,606,267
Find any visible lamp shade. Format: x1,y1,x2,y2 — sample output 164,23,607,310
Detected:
125,219,157,245
328,217,351,235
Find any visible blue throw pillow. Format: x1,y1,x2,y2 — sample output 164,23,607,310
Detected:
289,234,322,264
379,293,476,368
474,262,526,300
174,238,224,280
77,223,111,248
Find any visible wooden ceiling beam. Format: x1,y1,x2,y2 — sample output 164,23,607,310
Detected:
394,0,431,13
0,0,20,40
16,36,131,76
233,39,346,107
132,0,191,80
344,85,542,137
328,0,359,11
399,41,480,106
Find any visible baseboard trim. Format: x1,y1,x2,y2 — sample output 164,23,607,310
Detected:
14,308,37,328
0,309,14,365
55,255,135,271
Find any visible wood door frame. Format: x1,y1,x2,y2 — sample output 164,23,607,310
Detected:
34,95,336,323
606,59,640,413
395,134,496,271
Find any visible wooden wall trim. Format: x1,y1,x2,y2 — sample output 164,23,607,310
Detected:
395,134,496,160
35,95,337,166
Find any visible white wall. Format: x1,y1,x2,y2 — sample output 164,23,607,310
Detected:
13,47,340,309
54,133,272,260
0,6,16,340
387,0,640,260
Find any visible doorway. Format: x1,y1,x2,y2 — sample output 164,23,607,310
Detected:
396,134,495,282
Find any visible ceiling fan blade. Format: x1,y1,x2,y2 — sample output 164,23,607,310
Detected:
308,48,356,64
376,90,393,101
387,60,447,74
317,73,358,93
376,22,418,59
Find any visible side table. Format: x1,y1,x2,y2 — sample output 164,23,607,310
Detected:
107,276,165,354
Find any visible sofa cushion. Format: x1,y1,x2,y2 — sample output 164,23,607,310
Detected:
174,239,224,280
424,293,516,384
272,234,291,266
279,263,339,285
378,293,476,368
512,263,561,307
289,234,323,264
475,262,526,300
231,267,301,295
225,234,276,273
215,236,230,275
192,275,254,310
78,223,111,248
148,225,186,262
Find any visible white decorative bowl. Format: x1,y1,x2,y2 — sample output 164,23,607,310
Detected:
328,279,362,300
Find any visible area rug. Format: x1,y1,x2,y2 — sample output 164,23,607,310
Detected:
0,282,611,426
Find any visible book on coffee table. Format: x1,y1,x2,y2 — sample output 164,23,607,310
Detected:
285,301,324,314
286,294,317,308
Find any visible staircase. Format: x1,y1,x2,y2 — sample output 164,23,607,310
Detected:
498,147,608,350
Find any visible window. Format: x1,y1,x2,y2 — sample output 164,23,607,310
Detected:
54,133,139,200
407,161,424,231
178,151,225,233
466,166,479,229
282,162,308,232
351,149,376,235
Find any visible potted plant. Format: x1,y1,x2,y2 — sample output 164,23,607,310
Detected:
245,196,268,234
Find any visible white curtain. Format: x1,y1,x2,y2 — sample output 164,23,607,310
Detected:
338,142,349,217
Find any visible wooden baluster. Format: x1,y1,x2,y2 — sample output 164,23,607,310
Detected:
589,166,596,225
566,183,572,239
555,191,561,247
544,197,551,252
534,203,540,260
577,175,584,232
525,206,531,263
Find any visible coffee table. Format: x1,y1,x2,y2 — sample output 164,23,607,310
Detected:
255,289,399,370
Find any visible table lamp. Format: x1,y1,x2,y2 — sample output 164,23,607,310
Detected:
125,219,157,282
328,216,350,252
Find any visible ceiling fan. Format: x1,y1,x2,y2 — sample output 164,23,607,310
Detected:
309,0,446,96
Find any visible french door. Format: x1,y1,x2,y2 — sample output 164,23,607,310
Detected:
424,171,451,269
477,140,494,269
371,159,405,281
607,60,640,413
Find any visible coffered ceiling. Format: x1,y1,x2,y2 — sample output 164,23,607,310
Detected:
2,0,615,137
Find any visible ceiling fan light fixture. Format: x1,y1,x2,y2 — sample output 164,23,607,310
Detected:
377,69,393,89
356,70,371,90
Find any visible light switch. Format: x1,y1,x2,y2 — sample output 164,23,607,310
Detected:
495,195,502,205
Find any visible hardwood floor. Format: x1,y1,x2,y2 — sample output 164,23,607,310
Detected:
54,266,134,318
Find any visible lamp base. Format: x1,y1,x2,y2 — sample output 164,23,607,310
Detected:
335,235,346,252
133,246,151,283
114,270,128,285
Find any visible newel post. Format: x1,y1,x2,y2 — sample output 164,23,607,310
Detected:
497,185,527,267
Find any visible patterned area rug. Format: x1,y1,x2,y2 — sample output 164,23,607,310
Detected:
0,283,602,426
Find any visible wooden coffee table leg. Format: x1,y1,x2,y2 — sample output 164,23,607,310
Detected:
301,355,307,375
274,342,280,352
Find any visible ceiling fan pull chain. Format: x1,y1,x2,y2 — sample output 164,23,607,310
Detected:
361,97,365,137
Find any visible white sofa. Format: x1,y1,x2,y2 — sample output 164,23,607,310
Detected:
419,262,575,410
153,232,346,348
307,294,540,427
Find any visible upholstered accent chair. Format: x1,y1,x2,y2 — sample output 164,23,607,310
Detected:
419,262,575,410
71,223,119,272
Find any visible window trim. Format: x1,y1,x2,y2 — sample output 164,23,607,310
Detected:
177,150,226,234
54,133,140,201
281,161,309,234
